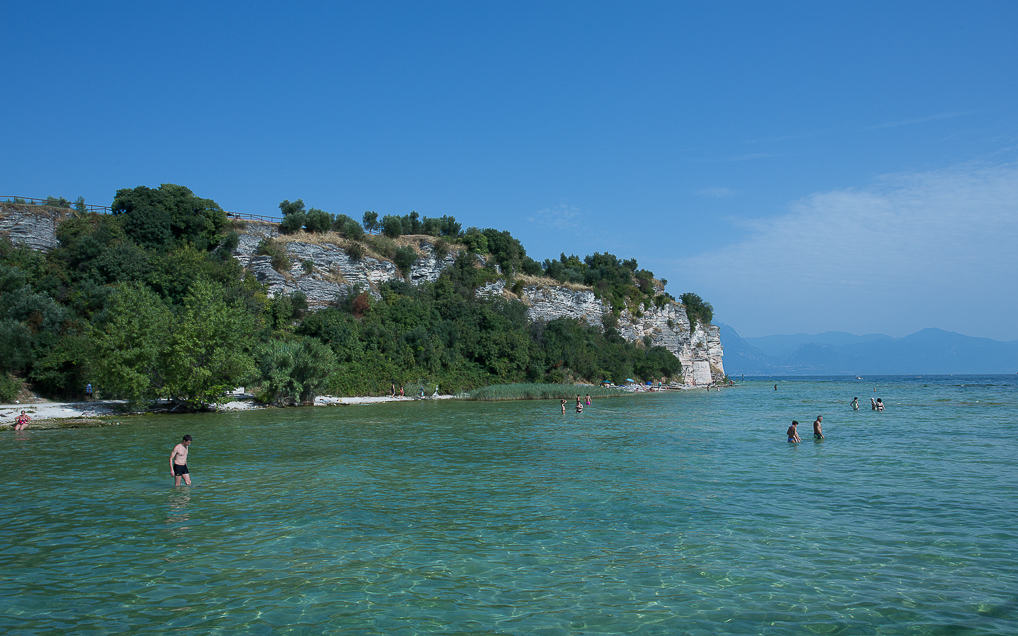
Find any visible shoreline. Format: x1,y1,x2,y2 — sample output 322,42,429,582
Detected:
0,394,459,430
1,384,725,430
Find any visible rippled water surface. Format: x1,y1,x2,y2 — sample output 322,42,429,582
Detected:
2,376,1017,633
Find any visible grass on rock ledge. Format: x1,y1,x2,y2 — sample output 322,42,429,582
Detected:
466,383,625,401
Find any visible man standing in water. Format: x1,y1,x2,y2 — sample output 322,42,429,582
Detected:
851,397,859,410
813,415,824,440
170,435,193,486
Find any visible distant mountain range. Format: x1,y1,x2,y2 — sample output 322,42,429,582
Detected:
719,325,1018,375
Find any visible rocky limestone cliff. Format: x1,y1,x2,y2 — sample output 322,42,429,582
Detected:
516,283,724,385
0,204,68,251
233,221,457,306
0,204,725,385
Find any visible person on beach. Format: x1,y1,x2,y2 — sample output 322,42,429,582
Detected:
876,398,884,412
170,435,193,486
561,399,567,414
85,383,93,401
391,383,396,397
851,397,859,410
787,420,801,443
813,415,824,440
14,411,31,431
399,386,404,397
585,394,591,406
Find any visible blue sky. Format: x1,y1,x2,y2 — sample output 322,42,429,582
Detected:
3,1,1017,339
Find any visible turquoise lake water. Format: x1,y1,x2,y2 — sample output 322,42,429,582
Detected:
2,376,1017,633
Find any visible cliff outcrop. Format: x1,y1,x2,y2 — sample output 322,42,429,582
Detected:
0,204,68,251
231,222,724,384
0,204,725,385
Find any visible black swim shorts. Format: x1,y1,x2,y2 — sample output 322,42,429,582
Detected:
173,464,189,476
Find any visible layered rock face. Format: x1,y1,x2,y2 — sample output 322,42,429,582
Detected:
0,205,724,384
0,204,67,251
233,222,456,306
519,284,724,385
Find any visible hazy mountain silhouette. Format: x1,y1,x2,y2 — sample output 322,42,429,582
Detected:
720,325,1018,375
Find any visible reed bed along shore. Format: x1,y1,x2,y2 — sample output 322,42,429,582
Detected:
466,383,627,401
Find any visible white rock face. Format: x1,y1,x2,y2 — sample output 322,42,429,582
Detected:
0,205,66,251
232,224,455,306
523,285,604,328
520,283,725,385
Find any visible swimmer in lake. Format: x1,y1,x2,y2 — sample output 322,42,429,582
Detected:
851,397,859,410
871,397,877,411
813,415,824,440
787,420,801,444
575,395,583,413
876,398,884,412
561,399,566,414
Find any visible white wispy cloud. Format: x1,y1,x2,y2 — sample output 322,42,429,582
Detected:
528,203,582,229
678,162,1018,338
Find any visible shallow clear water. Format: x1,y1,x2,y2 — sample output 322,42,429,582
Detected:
2,376,1017,633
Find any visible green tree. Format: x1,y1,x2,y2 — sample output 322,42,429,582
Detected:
112,184,226,250
91,283,173,403
164,279,258,407
381,215,404,238
680,292,713,328
278,199,307,234
460,227,488,253
332,214,364,239
305,208,332,233
279,199,306,216
362,211,378,233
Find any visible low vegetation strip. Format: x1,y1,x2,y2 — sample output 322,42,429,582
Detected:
466,383,625,401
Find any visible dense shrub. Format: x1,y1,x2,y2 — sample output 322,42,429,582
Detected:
393,246,418,276
346,242,365,261
256,238,291,273
332,214,364,240
0,373,22,402
304,208,332,233
381,215,403,238
112,184,226,250
460,227,488,253
254,336,337,405
681,292,713,328
279,212,306,234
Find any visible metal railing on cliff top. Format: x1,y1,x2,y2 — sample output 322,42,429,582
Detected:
1,196,281,224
